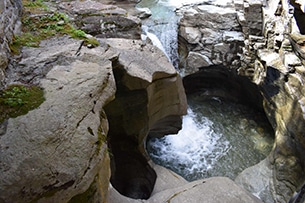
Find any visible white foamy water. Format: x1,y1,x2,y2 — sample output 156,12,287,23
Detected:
142,25,170,60
147,108,230,181
137,0,181,68
161,0,234,8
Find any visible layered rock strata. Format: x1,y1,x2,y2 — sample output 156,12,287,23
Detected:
0,0,22,87
178,0,305,202
177,1,244,75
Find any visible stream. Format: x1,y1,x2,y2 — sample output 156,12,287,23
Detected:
137,0,275,181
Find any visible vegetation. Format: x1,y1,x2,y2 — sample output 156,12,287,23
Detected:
0,85,45,123
68,178,97,203
23,0,48,10
10,0,99,54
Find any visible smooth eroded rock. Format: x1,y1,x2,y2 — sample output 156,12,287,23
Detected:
0,37,116,203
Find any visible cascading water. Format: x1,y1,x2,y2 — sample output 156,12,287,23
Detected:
137,0,180,68
139,0,274,182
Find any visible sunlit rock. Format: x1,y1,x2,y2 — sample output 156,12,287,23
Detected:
0,37,116,203
60,0,142,39
178,2,243,71
108,165,263,203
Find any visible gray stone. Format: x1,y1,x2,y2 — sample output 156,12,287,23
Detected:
59,0,141,39
108,165,263,203
178,1,244,73
180,27,201,44
186,51,212,74
136,7,152,19
103,38,178,90
150,163,188,195
0,37,116,203
148,177,263,203
235,159,274,203
0,0,22,88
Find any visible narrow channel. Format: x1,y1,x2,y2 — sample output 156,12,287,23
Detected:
138,0,275,181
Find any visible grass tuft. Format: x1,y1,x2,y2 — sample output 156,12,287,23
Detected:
0,85,45,123
10,0,99,54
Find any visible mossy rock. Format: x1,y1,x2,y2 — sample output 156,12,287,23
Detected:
0,85,45,123
10,0,99,54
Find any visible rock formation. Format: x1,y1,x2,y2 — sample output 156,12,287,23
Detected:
1,0,305,202
0,36,115,203
108,163,263,203
103,38,187,199
177,0,305,202
59,1,142,39
0,0,22,87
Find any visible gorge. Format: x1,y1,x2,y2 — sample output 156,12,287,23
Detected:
0,0,305,203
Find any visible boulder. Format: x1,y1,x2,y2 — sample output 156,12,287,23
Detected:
235,158,274,203
148,177,263,203
0,36,116,203
59,0,142,39
108,164,263,203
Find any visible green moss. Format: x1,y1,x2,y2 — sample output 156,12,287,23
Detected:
0,85,45,123
84,37,100,48
96,124,107,155
23,0,48,10
10,0,98,54
69,29,86,38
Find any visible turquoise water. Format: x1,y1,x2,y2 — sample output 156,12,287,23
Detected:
147,96,274,181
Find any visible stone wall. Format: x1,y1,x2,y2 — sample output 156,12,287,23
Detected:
238,0,305,202
177,2,244,75
0,0,22,88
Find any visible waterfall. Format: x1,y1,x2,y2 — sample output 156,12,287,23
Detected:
142,25,170,60
137,0,180,68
